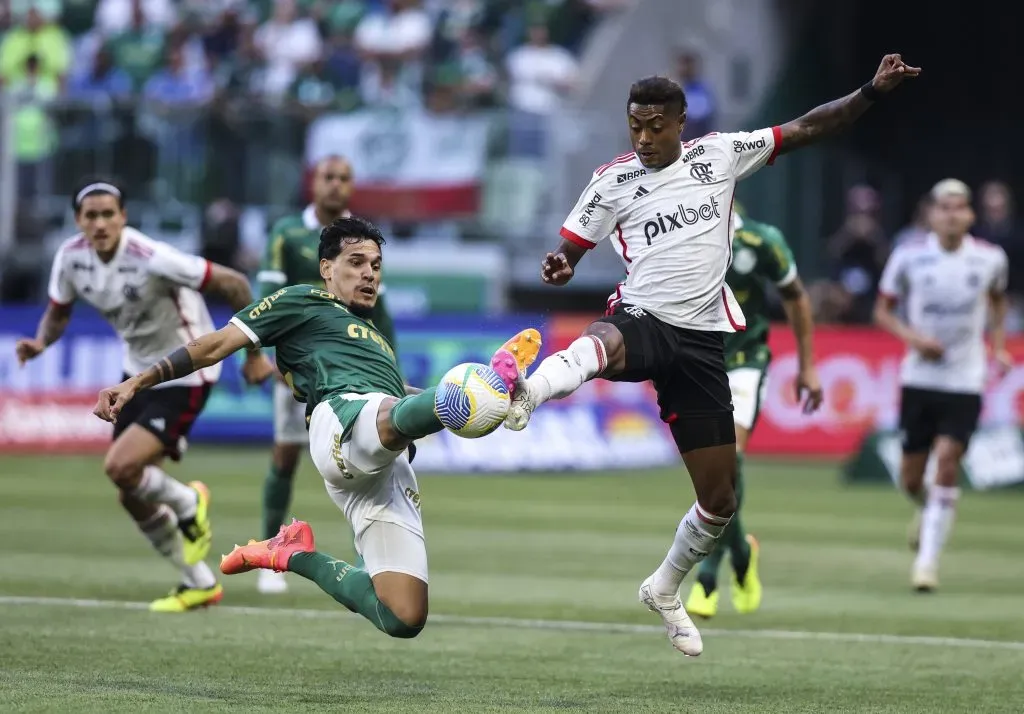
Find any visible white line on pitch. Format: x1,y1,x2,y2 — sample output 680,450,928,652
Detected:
2,595,1023,652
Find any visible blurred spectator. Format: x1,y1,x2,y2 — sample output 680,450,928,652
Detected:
505,17,578,156
108,0,166,91
322,28,361,96
62,0,102,37
449,27,498,108
202,6,245,67
214,23,268,100
892,194,932,247
143,43,213,106
289,58,358,115
6,53,59,199
974,180,1024,293
254,0,322,99
355,0,432,106
675,50,715,141
0,5,71,85
66,42,132,100
821,185,889,323
94,0,176,35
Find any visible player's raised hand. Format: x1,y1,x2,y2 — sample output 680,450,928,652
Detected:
541,252,574,286
796,365,824,414
242,352,275,385
871,53,921,93
14,338,45,366
93,379,140,423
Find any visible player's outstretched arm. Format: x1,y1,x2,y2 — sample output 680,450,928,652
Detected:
775,53,920,156
93,323,253,422
15,301,73,366
778,277,823,412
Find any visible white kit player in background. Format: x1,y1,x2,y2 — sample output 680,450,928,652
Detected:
874,178,1011,593
15,179,273,612
502,54,920,656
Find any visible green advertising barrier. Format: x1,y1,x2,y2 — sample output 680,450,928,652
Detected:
843,426,1024,491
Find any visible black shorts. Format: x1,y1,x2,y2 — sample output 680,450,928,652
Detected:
598,303,733,422
899,387,982,454
113,375,212,461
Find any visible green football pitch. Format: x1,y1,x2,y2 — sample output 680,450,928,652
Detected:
2,449,1023,713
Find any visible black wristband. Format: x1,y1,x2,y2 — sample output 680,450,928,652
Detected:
860,82,882,102
156,346,195,383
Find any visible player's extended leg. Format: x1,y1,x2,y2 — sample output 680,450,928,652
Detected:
103,426,220,611
897,387,935,555
913,436,965,592
504,321,627,430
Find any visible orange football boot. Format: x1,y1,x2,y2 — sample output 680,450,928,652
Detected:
220,519,315,575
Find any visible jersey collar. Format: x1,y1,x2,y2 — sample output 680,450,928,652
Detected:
303,205,353,231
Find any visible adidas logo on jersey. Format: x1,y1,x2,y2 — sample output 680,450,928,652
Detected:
633,186,649,200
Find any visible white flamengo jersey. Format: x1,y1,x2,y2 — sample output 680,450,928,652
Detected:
878,234,1008,394
560,127,782,331
47,227,222,388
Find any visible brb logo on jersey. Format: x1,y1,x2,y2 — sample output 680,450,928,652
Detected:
643,196,721,244
616,169,646,184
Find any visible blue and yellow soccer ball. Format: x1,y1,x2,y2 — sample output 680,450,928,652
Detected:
433,363,512,438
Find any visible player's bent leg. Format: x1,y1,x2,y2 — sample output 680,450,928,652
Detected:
913,436,965,592
505,320,624,431
901,452,929,553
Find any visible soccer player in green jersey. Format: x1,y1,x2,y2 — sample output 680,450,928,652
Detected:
684,210,823,619
94,216,540,639
255,155,399,594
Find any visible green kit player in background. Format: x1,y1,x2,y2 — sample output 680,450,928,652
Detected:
685,209,824,619
254,155,398,594
94,216,540,639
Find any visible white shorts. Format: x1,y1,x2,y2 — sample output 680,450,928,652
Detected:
307,393,427,582
273,382,309,445
729,367,769,431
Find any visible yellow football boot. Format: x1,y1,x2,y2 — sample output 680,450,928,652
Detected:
179,481,212,566
149,583,224,613
685,582,720,619
730,534,763,614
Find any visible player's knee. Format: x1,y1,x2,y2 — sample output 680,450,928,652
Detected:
384,601,427,638
933,448,961,486
701,487,737,520
582,322,624,370
103,453,143,488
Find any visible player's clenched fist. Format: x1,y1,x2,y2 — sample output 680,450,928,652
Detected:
93,378,140,423
541,252,574,286
871,53,921,93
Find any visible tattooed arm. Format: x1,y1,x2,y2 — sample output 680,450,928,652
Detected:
202,263,256,312
15,301,74,366
93,323,253,421
777,53,920,156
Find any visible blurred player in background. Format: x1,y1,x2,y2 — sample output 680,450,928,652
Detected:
94,216,539,640
504,54,919,656
685,208,822,619
874,178,1011,592
254,155,398,595
15,179,270,612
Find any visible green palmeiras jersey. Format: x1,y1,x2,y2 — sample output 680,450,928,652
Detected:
230,285,404,428
724,216,798,370
256,205,397,346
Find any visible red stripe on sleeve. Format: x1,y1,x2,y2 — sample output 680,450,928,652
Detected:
559,227,595,250
198,260,213,291
767,125,783,165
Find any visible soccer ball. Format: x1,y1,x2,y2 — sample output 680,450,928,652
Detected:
434,362,512,438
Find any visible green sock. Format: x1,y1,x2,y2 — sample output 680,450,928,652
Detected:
288,551,421,638
262,464,295,540
728,452,752,583
390,387,443,439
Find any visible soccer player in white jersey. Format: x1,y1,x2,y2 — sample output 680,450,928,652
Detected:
501,54,920,656
874,179,1011,593
15,179,272,612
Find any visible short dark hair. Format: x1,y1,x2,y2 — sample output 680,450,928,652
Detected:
319,216,386,261
627,76,687,116
72,176,125,212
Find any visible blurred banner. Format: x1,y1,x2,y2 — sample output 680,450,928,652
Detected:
752,327,1024,454
305,110,490,220
0,307,679,470
5,312,1021,463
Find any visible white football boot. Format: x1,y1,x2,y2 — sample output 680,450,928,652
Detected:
638,575,704,656
257,569,289,594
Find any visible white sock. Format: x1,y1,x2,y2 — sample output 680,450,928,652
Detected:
527,335,607,404
915,485,960,571
138,505,217,589
651,502,731,598
134,465,198,520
